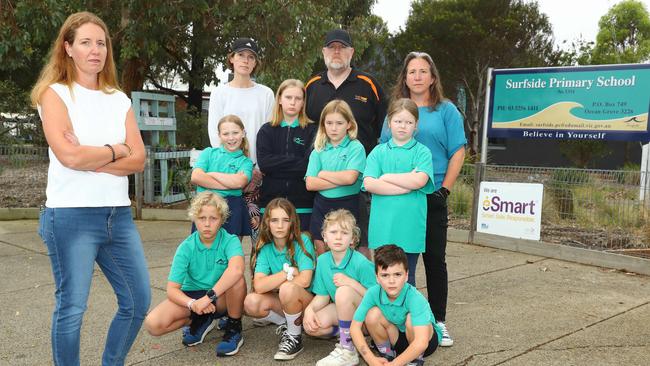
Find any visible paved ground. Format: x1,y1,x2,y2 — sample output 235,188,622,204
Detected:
1,219,649,366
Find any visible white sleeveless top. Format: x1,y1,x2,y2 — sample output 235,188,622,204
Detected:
39,83,132,207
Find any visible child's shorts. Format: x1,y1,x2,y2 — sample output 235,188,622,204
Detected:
394,329,438,357
309,193,360,240
223,195,252,236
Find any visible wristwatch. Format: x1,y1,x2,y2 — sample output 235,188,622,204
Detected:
206,289,217,302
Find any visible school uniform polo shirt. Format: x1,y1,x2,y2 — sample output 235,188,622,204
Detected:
380,102,467,188
305,136,367,198
254,233,316,274
311,248,376,301
353,283,442,341
305,69,387,156
194,146,253,197
168,229,244,291
363,138,434,253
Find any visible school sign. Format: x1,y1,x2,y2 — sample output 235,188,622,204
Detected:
487,64,650,142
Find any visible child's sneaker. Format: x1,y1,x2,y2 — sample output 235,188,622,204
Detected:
437,321,454,346
274,332,303,360
181,317,215,346
215,316,228,330
315,343,359,366
215,320,243,356
406,359,425,366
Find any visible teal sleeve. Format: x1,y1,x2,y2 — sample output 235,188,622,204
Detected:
408,291,436,327
414,145,435,193
305,150,321,178
346,141,367,172
443,102,467,158
353,285,379,322
254,245,271,274
194,148,211,171
358,257,378,289
168,240,191,284
240,157,254,181
224,234,245,259
296,234,316,271
311,256,328,296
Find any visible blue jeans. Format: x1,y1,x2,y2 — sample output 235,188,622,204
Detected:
39,207,151,366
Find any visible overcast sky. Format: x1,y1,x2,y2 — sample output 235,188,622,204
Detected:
372,0,650,49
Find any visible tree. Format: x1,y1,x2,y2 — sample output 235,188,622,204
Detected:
592,0,650,64
1,1,380,118
396,0,561,158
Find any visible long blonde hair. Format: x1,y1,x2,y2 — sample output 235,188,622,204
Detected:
250,198,314,275
270,79,310,127
218,115,250,157
30,11,120,107
313,99,358,151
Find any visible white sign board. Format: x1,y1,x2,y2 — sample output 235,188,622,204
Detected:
477,182,544,241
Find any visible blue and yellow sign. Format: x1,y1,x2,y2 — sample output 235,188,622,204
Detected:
488,64,650,141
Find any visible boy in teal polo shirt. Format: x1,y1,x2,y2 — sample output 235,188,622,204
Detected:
143,191,247,358
363,98,434,285
304,209,376,366
351,245,440,366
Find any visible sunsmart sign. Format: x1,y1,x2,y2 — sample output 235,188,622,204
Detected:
477,182,544,241
488,64,650,142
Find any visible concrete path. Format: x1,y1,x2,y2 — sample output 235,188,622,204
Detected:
1,220,648,365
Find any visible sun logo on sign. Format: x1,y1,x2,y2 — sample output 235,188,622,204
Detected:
482,196,491,210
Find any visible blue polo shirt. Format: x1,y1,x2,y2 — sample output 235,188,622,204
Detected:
311,248,376,301
380,102,466,188
194,146,253,197
354,283,442,341
168,229,244,291
305,136,367,198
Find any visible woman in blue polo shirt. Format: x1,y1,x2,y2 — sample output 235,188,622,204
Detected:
380,51,467,348
305,99,366,254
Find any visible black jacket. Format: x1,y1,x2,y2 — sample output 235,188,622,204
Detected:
256,122,317,209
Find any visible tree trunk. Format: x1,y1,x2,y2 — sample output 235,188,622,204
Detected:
187,18,206,115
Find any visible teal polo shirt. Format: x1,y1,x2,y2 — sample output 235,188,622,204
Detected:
363,138,434,253
168,229,244,291
194,146,253,197
305,136,367,198
353,283,442,341
254,233,316,290
380,102,466,188
312,248,376,301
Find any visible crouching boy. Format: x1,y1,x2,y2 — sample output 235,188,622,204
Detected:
350,244,440,366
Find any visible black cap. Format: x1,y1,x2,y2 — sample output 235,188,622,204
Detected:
324,29,352,47
232,37,259,56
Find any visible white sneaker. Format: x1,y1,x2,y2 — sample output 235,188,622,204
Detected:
437,321,454,347
316,343,359,366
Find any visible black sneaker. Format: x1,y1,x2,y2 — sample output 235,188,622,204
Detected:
274,331,303,360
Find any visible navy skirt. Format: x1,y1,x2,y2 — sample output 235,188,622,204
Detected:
309,193,360,240
223,195,252,236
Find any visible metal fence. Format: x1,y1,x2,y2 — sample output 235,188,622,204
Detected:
448,164,649,251
2,145,649,252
